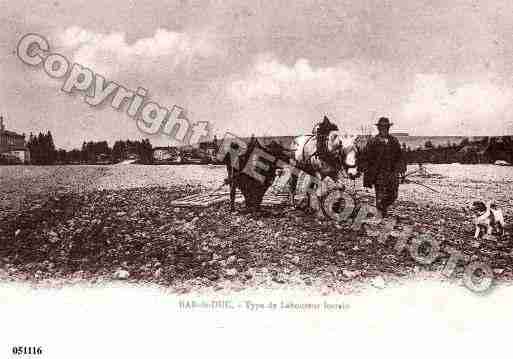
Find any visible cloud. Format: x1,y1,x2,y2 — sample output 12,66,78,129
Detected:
221,55,361,135
403,74,513,135
220,55,401,136
228,55,353,105
55,26,217,77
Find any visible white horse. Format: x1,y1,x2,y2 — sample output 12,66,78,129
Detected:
287,132,361,208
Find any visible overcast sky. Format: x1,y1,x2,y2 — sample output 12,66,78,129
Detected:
1,0,513,149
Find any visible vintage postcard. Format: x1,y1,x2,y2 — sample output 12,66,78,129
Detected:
1,0,512,358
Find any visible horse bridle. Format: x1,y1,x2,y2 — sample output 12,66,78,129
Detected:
337,143,360,179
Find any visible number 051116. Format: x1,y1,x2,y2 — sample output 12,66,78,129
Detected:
12,346,43,355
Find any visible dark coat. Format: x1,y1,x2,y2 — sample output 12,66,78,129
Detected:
360,134,406,188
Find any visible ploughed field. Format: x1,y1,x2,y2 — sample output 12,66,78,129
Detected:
0,164,512,292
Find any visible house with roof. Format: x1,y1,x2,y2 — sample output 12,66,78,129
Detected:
0,116,30,164
152,146,180,162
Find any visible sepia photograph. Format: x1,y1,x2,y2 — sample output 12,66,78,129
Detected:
1,0,512,358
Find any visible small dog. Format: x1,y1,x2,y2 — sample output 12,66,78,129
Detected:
471,201,505,239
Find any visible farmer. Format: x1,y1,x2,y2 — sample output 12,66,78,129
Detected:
360,117,406,217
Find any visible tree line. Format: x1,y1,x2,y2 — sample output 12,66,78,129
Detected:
26,131,57,165
18,132,513,166
403,137,513,164
26,132,154,165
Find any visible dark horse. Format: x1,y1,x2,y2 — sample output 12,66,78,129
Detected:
222,137,291,211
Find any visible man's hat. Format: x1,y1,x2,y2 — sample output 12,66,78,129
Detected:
375,117,393,127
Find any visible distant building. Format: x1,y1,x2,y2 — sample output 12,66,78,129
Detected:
0,116,30,163
124,142,140,161
126,152,140,161
198,136,220,161
95,153,111,164
153,146,179,162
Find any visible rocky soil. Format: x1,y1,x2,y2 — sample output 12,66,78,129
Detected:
0,164,512,292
